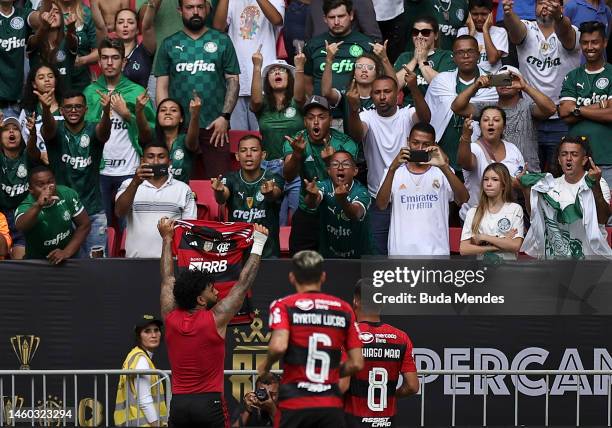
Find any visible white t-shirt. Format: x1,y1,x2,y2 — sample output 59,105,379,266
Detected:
457,26,508,73
383,165,454,256
227,0,285,97
516,20,581,104
117,175,197,258
460,140,525,220
101,113,139,176
361,106,417,197
371,0,404,21
461,202,525,260
556,175,611,205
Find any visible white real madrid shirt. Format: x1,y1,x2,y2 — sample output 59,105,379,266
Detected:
516,20,581,106
116,175,197,258
382,165,454,256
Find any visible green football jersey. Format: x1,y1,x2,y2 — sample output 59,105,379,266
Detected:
0,148,30,210
155,29,240,127
256,98,304,160
560,64,612,165
316,178,373,258
224,169,284,258
304,30,373,96
46,121,103,215
0,7,30,101
439,78,470,172
404,0,468,51
394,49,455,106
169,134,195,183
15,185,84,259
282,128,358,210
68,7,96,91
29,38,75,89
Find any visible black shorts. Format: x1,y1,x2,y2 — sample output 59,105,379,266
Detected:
275,407,345,428
288,208,319,256
168,393,229,428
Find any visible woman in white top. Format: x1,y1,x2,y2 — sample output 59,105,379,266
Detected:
458,105,525,220
460,162,524,260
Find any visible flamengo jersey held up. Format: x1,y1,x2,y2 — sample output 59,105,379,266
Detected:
344,321,417,428
172,220,254,325
269,292,362,410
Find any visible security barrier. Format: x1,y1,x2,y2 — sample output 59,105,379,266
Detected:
1,369,612,427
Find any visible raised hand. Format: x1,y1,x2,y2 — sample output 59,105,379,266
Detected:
157,216,176,239
403,65,417,89
294,43,306,69
135,92,149,114
97,90,111,111
483,12,493,32
26,112,36,133
252,43,263,68
424,145,449,168
325,40,344,61
303,178,319,196
211,174,225,192
587,157,602,183
36,184,59,208
369,40,389,61
134,163,154,184
509,72,527,91
110,93,130,121
285,133,306,155
334,183,349,201
207,116,229,147
189,90,202,114
320,137,335,161
391,147,410,170
466,13,476,36
475,74,491,89
33,88,55,110
502,0,514,14
260,179,276,196
64,12,76,27
346,79,361,111
414,38,428,63
461,114,474,140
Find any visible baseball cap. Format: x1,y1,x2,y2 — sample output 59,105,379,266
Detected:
496,65,522,78
303,95,330,113
2,117,22,130
262,60,295,79
134,314,163,332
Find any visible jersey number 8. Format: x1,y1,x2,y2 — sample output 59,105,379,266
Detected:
368,367,388,412
306,333,331,383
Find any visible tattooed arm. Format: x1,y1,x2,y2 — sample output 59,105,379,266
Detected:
158,217,177,318
208,74,239,147
213,224,268,337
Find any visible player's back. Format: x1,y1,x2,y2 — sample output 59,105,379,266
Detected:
344,321,416,427
269,292,361,410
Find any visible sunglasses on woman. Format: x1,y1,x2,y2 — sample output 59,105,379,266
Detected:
412,28,433,37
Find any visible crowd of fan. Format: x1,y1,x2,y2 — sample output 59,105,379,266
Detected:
1,0,612,262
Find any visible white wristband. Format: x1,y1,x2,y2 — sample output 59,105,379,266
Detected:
250,230,268,256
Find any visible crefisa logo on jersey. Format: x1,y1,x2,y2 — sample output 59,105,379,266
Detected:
10,16,24,30
295,299,314,311
359,332,375,344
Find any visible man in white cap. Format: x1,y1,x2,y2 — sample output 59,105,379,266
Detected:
451,65,557,172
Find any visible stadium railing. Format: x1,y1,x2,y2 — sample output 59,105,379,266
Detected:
1,369,611,427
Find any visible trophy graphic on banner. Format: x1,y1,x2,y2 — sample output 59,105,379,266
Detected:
10,335,40,369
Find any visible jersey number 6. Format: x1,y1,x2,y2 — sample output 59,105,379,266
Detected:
305,333,331,383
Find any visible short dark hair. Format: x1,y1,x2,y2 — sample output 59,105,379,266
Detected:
62,90,86,104
468,0,494,10
413,16,439,33
98,37,125,58
323,0,352,15
479,105,507,126
579,21,607,40
373,75,398,90
354,278,381,314
238,133,263,149
173,269,215,310
28,165,54,183
409,122,436,140
291,250,324,285
115,7,137,23
553,136,593,177
144,140,169,154
330,150,355,164
453,34,478,50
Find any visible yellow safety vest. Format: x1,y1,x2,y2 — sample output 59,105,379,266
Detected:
114,347,168,427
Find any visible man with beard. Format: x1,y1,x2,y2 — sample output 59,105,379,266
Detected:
158,217,268,428
502,0,580,172
303,150,372,258
519,136,612,259
283,95,358,254
155,0,240,178
346,74,430,255
39,90,112,257
559,21,612,187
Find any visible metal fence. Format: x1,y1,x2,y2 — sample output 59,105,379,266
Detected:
1,369,611,427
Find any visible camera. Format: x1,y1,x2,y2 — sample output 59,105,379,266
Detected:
255,387,269,401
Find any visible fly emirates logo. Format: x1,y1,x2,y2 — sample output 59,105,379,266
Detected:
400,193,439,210
175,61,216,74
